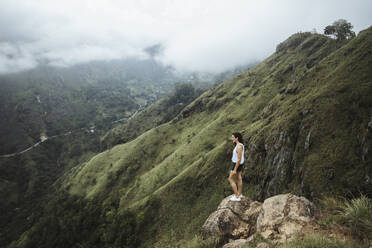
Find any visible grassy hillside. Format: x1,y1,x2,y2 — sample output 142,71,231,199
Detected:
0,58,187,247
9,27,372,248
0,58,176,155
101,83,205,149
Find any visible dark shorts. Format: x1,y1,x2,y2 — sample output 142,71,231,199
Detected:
231,162,244,172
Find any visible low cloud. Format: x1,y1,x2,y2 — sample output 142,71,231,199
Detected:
0,0,371,74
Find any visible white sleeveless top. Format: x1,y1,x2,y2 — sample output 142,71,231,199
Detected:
232,143,244,164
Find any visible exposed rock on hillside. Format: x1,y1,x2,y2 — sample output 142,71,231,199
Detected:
256,193,316,242
203,193,318,247
202,195,262,240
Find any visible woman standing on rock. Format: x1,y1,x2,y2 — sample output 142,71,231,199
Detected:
228,132,245,202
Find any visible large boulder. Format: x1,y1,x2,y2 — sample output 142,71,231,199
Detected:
256,193,317,242
202,194,262,240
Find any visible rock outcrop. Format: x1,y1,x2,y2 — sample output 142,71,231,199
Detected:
202,193,317,247
256,193,316,242
202,195,262,240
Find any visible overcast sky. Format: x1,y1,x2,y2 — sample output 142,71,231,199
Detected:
0,0,371,74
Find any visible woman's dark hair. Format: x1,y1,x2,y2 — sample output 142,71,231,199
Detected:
232,132,243,143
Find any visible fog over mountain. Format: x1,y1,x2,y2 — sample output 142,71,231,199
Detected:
0,0,371,74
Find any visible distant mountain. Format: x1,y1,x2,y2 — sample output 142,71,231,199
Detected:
0,58,253,154
0,57,253,247
0,57,180,247
0,58,177,153
6,27,372,248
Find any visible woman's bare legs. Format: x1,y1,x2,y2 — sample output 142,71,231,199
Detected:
237,171,243,196
228,171,239,197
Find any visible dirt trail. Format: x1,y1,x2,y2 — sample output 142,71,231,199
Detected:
0,106,142,158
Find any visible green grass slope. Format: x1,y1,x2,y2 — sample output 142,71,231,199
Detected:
100,83,205,150
0,58,184,247
10,27,372,248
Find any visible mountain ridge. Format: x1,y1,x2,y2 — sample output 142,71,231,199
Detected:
8,26,372,248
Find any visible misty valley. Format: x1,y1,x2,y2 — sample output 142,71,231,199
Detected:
0,4,371,247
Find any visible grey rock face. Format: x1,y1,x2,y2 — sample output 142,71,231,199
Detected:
256,193,316,242
304,130,311,151
202,195,262,240
203,193,317,247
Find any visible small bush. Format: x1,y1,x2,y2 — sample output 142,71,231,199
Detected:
281,235,357,248
317,195,372,242
337,195,372,240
